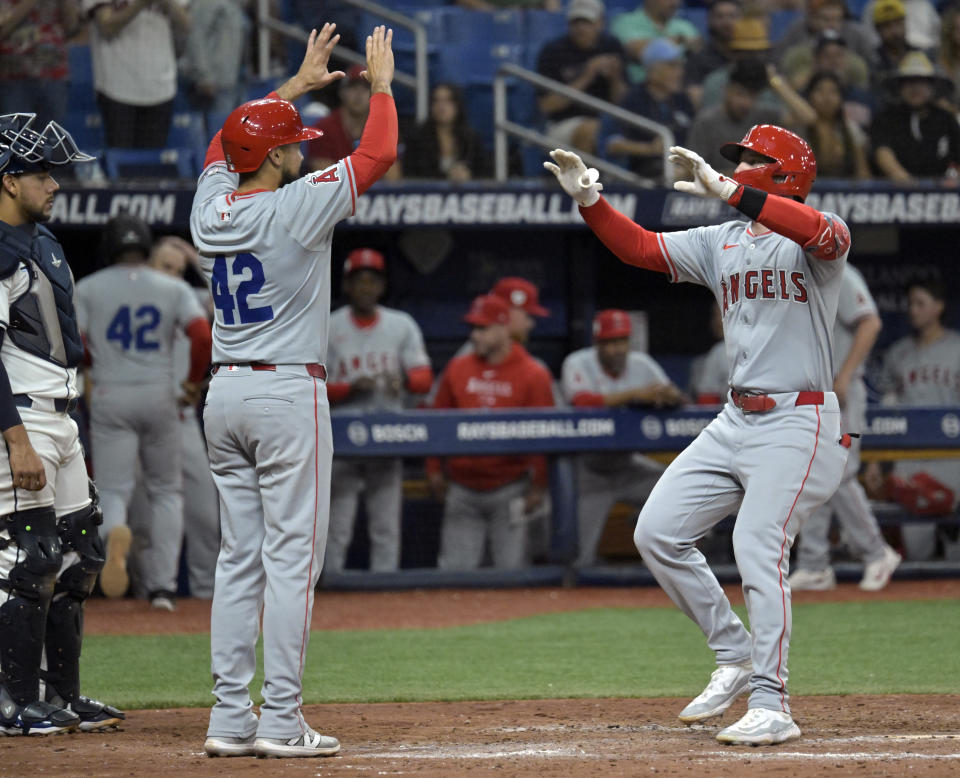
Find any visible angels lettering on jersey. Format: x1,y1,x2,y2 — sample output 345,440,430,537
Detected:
719,268,808,315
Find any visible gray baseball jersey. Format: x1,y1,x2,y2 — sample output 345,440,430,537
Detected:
882,329,960,405
191,159,357,362
833,263,878,432
76,266,205,385
690,341,729,400
77,264,204,597
561,346,667,564
327,305,430,412
661,216,848,393
192,152,359,741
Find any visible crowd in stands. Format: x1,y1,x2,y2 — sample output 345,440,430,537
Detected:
4,0,960,183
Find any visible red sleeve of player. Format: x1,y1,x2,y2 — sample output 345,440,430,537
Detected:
579,197,670,274
326,382,351,403
571,391,605,407
184,317,212,383
728,187,850,261
405,365,434,395
347,93,398,195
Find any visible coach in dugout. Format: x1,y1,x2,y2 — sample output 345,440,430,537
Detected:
426,294,555,570
561,309,683,565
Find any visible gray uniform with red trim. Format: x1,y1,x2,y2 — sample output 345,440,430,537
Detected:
190,154,358,740
636,214,851,714
794,264,891,573
560,347,666,565
324,304,430,572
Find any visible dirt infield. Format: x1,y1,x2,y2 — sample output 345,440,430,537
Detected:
3,580,958,777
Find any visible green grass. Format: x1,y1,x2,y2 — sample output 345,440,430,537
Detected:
81,600,960,709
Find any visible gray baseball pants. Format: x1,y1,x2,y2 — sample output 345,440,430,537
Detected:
325,457,402,572
438,479,529,570
203,365,332,741
90,382,183,595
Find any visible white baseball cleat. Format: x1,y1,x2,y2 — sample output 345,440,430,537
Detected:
716,707,802,745
254,728,341,758
787,566,836,591
859,546,901,591
204,734,257,757
678,661,752,723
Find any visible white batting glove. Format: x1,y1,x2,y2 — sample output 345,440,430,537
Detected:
669,146,740,201
543,149,603,207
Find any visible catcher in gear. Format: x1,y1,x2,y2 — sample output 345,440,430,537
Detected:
546,125,851,745
0,113,123,735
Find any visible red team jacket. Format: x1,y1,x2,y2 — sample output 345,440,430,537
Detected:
426,342,555,492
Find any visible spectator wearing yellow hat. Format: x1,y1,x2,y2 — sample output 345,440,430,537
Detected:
860,0,940,52
870,0,919,105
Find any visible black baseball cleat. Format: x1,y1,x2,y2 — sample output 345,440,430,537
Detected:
0,699,81,736
47,690,125,732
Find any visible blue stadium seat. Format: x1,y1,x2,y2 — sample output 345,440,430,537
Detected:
768,9,800,44
677,7,709,38
68,45,93,84
103,147,196,180
64,111,105,151
523,10,568,70
167,111,208,155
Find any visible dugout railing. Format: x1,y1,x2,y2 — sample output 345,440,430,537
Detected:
321,406,960,590
492,62,675,186
256,0,430,122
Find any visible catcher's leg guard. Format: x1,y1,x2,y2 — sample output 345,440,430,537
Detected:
0,507,62,707
42,500,104,701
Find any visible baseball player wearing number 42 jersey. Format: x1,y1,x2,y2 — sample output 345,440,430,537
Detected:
77,213,213,610
547,124,852,745
191,24,397,759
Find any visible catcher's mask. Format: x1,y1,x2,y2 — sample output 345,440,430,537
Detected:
0,113,94,176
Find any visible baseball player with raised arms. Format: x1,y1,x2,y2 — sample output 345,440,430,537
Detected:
0,113,122,735
561,309,682,565
789,264,902,591
77,213,212,610
546,124,851,745
325,248,433,573
192,24,397,758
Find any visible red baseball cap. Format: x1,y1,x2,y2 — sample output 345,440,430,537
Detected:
593,309,632,340
345,64,367,83
490,277,550,317
463,294,511,327
344,248,385,275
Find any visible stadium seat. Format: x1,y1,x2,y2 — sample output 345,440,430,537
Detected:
167,112,208,154
103,147,196,180
768,9,800,44
68,45,93,85
65,111,105,151
677,7,709,38
523,10,568,70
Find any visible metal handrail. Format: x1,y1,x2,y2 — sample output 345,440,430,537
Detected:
494,62,675,186
256,0,428,122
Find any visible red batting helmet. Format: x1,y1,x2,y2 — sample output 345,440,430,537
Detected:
719,124,817,201
221,98,323,173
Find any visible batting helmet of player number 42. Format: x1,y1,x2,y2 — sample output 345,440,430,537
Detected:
719,124,817,202
221,97,323,174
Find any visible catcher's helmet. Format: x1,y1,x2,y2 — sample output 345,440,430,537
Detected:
102,212,152,264
0,113,94,176
719,124,816,201
221,98,323,173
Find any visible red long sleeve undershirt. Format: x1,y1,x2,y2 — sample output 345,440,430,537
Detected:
327,365,434,406
578,189,842,273
185,317,212,383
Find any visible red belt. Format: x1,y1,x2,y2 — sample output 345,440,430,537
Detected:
730,389,824,413
212,362,327,380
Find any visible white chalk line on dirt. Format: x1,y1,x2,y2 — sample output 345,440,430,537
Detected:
346,742,960,762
